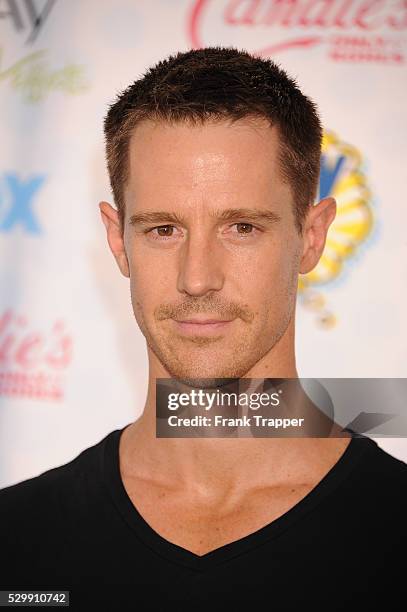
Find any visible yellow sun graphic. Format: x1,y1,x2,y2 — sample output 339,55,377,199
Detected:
298,130,374,328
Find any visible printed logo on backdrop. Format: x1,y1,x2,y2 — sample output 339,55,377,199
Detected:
0,172,45,234
299,130,374,329
0,0,88,101
189,0,407,64
0,170,72,402
0,0,56,44
0,309,72,401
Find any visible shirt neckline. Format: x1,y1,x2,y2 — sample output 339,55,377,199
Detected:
101,424,376,571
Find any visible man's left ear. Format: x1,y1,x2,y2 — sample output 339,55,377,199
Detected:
299,197,337,274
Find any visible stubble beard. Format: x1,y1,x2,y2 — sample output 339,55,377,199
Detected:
138,307,294,389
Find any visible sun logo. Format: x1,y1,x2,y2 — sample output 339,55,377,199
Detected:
298,130,374,328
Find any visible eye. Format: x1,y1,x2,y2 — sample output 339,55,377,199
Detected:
235,222,254,234
231,222,259,237
145,225,178,240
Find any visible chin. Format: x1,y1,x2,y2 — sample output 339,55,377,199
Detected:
163,356,254,388
168,376,239,390
150,334,266,384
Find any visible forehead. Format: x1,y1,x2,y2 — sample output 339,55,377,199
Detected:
125,117,291,206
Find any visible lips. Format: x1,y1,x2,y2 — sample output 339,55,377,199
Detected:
176,318,232,324
172,318,234,336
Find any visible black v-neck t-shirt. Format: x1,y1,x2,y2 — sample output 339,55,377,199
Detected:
0,425,406,611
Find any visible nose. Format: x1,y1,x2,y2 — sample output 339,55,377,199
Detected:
176,231,224,297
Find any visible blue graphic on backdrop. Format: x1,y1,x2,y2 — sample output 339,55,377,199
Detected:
319,154,346,200
0,172,45,233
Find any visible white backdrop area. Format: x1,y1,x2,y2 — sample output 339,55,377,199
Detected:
1,0,406,488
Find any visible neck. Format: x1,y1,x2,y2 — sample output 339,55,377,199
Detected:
120,321,350,494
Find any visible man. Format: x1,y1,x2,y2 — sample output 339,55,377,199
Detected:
0,46,405,611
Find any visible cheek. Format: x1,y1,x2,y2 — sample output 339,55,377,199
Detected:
250,244,295,291
129,251,155,291
129,258,174,319
252,257,299,320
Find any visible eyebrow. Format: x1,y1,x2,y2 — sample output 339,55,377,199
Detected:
128,208,282,227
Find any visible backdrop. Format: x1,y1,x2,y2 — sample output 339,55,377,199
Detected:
1,0,406,488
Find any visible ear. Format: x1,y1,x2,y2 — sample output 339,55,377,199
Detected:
299,197,337,275
99,201,130,278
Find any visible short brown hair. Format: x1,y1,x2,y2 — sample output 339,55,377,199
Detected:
104,46,323,235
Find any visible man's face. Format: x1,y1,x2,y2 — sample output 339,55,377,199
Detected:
117,117,304,383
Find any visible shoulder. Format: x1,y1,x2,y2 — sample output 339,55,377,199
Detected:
357,437,407,481
0,428,117,519
0,428,120,582
342,436,407,511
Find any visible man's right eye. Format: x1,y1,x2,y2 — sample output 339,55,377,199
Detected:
144,225,177,240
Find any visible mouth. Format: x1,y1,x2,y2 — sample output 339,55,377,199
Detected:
172,318,234,336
